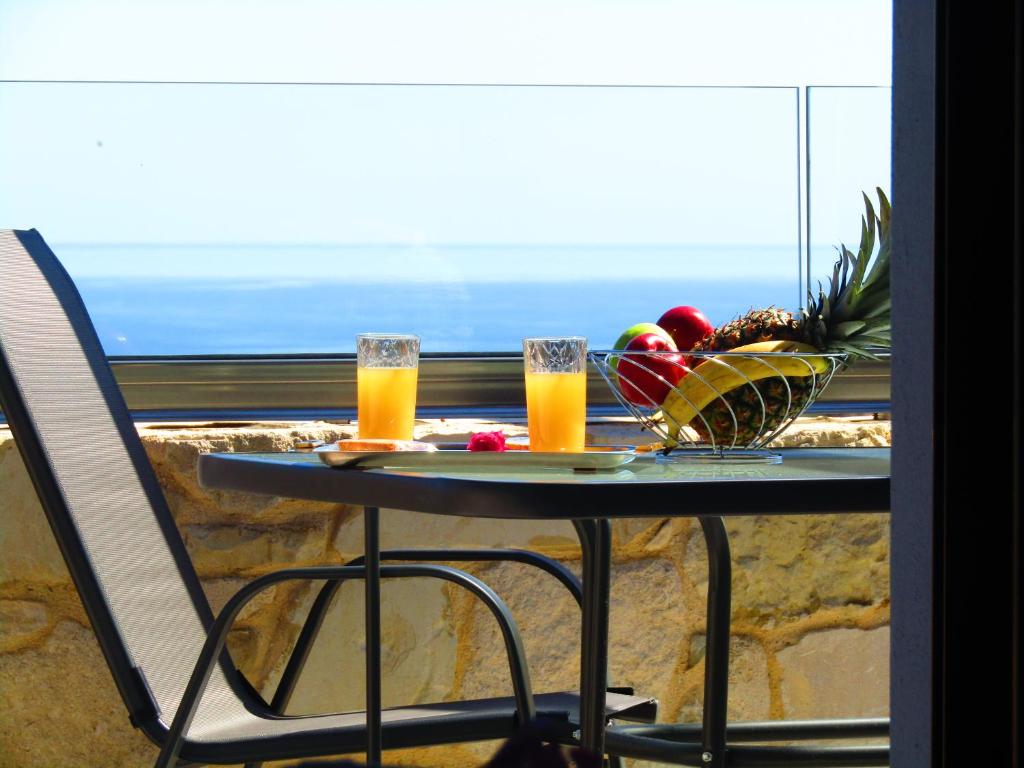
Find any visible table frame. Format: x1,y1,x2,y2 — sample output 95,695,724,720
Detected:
198,448,891,766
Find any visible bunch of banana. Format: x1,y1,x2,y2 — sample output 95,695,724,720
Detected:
661,341,831,448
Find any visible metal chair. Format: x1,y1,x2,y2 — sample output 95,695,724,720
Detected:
0,229,656,767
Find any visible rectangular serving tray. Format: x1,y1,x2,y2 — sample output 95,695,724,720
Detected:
314,445,638,471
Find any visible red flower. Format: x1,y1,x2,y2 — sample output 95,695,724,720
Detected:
467,430,507,452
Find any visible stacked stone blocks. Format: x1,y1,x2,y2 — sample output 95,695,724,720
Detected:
0,417,890,767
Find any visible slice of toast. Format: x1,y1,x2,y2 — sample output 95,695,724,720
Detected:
334,438,438,452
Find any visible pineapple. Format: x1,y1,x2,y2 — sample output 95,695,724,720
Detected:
684,188,891,447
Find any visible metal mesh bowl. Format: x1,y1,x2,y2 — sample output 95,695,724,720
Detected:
589,348,847,462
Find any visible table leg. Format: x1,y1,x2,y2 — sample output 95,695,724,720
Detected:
699,516,731,768
573,519,612,757
364,506,382,765
572,521,593,746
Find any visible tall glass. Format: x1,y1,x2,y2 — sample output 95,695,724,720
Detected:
523,337,587,453
356,333,420,440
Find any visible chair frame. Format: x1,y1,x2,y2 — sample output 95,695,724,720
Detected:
0,317,556,765
0,229,655,767
155,563,538,768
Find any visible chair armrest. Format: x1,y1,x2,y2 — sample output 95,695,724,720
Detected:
348,549,583,607
268,548,581,716
155,564,536,768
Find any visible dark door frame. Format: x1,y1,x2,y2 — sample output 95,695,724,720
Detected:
892,1,1022,765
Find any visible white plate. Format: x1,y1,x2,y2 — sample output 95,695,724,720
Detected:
315,445,637,470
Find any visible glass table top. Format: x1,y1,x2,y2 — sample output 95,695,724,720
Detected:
217,447,889,485
200,447,890,519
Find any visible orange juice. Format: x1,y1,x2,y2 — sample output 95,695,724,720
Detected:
524,371,586,452
357,366,418,439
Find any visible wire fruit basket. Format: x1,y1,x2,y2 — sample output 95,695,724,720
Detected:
589,348,848,463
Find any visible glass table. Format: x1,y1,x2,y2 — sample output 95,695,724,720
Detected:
198,447,890,766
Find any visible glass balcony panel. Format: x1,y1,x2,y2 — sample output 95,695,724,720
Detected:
0,82,800,354
806,86,892,287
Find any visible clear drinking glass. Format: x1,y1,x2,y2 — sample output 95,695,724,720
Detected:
522,336,587,452
356,333,420,440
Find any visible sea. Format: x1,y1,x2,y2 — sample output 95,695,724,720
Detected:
73,277,804,356
59,245,806,356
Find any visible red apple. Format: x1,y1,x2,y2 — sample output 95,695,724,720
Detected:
657,306,715,355
616,332,686,406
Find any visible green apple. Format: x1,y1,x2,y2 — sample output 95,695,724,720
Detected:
612,322,674,352
611,322,675,372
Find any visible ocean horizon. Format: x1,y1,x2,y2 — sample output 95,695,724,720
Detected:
74,275,802,355
53,241,809,355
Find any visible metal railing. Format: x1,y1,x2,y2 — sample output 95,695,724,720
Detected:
81,353,891,421
0,354,889,423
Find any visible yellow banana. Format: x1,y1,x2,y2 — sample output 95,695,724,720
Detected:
662,341,829,437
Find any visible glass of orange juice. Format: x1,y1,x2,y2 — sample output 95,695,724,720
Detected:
356,333,420,439
523,336,587,452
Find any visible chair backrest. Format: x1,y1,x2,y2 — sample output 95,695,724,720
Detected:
0,229,218,730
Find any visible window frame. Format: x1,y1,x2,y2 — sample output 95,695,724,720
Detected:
99,352,891,420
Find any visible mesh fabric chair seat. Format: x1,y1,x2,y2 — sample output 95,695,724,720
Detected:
153,690,642,764
0,230,655,767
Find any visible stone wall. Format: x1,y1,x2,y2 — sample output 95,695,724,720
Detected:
0,417,890,767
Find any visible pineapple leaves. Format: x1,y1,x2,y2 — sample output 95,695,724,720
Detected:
806,187,890,356
857,319,890,336
829,340,882,361
844,197,877,295
816,281,831,323
832,246,859,318
832,320,867,339
861,189,891,293
732,188,890,360
827,252,844,307
876,187,891,236
832,190,890,328
862,295,891,319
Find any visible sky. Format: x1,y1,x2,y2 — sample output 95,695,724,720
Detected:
0,1,893,87
0,0,892,281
